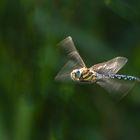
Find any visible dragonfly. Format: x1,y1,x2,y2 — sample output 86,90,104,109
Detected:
55,36,140,99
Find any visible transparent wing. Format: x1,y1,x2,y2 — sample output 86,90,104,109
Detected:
90,57,128,75
55,60,79,81
97,78,138,100
58,36,86,68
55,36,86,81
55,60,75,81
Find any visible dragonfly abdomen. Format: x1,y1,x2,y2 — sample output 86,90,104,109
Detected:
110,74,140,81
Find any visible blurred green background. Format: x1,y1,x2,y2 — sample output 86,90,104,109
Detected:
1,0,140,140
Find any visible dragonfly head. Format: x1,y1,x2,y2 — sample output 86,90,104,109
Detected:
70,69,82,81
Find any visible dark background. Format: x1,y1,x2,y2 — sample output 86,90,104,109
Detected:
0,0,140,140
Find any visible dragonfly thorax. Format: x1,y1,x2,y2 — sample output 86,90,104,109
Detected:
70,67,97,82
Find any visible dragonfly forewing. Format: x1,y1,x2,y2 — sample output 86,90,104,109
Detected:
58,36,86,68
56,36,86,81
91,57,128,75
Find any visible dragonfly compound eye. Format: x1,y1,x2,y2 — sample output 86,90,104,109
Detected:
75,70,81,78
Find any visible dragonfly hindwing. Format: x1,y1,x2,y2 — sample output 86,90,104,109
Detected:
96,78,138,99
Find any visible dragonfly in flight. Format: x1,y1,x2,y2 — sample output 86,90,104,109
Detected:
55,36,140,99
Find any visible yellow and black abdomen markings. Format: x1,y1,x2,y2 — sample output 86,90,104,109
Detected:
111,74,140,81
80,71,96,81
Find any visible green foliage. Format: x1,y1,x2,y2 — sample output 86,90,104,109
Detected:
0,0,140,140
